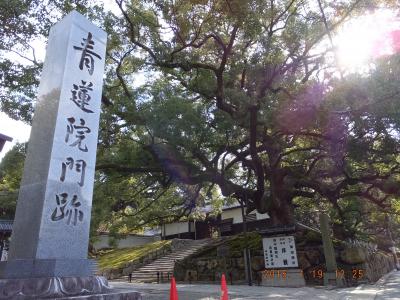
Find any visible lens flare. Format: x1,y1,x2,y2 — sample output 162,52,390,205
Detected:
335,10,400,71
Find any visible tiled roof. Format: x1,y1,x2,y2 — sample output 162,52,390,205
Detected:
0,220,13,232
0,134,12,142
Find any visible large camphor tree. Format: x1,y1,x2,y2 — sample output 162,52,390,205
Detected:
1,0,400,239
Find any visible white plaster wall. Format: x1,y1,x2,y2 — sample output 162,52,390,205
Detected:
164,222,189,236
1,250,7,261
93,234,160,250
221,208,269,223
221,208,243,224
256,212,270,220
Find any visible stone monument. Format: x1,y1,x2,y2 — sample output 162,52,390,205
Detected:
320,213,344,287
0,11,141,299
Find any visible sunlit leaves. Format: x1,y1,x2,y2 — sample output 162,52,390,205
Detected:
0,143,26,218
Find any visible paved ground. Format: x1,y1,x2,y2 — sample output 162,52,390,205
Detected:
373,271,400,299
109,270,400,299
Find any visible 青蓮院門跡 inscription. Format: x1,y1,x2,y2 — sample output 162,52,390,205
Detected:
2,11,106,277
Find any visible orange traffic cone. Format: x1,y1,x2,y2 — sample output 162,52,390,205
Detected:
170,276,178,300
220,273,229,300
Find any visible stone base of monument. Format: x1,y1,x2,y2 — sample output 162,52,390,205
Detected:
0,259,96,278
261,269,306,287
0,276,141,299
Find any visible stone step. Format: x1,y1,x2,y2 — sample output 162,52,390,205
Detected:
122,238,213,282
139,265,174,270
133,269,174,273
131,274,172,278
132,270,173,273
137,263,175,266
131,275,169,278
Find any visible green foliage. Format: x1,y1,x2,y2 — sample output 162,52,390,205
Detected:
0,0,105,123
97,240,170,271
303,231,322,244
227,232,262,254
0,143,26,218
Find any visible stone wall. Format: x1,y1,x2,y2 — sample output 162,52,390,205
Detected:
174,233,396,286
174,234,265,284
298,243,396,285
174,250,266,283
348,250,395,283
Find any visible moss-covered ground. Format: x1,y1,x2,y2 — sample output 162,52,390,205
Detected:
188,232,263,259
97,240,171,271
226,232,263,254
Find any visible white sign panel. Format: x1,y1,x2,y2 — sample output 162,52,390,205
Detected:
262,236,298,268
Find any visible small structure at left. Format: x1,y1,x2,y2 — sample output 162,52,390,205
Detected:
0,221,12,262
0,134,14,264
0,134,12,153
0,11,141,299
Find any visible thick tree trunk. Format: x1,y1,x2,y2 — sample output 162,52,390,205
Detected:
269,197,295,226
267,165,295,225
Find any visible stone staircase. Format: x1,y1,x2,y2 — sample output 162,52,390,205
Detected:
91,260,99,275
129,239,211,283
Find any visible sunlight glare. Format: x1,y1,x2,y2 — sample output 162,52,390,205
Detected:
335,10,400,71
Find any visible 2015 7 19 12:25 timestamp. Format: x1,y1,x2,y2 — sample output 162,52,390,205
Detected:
309,269,364,279
262,269,365,280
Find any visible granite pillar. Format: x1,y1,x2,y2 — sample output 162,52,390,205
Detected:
0,11,141,299
319,213,344,287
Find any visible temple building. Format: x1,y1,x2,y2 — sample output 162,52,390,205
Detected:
0,133,12,153
161,203,271,240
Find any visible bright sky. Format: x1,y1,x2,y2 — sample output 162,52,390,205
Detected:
335,9,400,72
0,113,31,161
0,6,399,163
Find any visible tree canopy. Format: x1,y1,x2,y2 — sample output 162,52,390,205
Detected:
1,0,400,242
